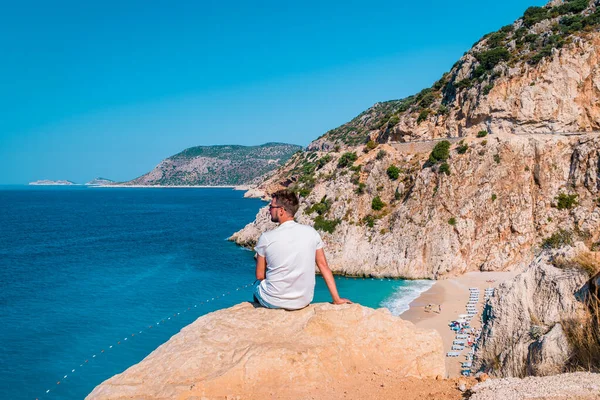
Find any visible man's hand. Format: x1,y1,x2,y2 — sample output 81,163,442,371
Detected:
332,298,352,305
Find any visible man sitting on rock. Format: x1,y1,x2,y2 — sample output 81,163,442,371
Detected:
253,189,351,310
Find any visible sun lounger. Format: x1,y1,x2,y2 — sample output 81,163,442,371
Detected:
446,351,460,357
451,345,465,350
453,340,466,345
456,334,469,339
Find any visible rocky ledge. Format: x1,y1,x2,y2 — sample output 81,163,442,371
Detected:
87,302,445,399
470,372,600,400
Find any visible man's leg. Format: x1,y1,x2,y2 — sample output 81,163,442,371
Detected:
253,285,281,309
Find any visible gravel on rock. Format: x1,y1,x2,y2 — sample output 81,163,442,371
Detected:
470,372,600,400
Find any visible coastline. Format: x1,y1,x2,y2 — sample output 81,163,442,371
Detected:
400,271,517,377
81,184,251,190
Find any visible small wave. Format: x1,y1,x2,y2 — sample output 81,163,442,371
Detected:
380,280,435,316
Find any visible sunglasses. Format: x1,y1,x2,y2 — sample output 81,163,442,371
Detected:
269,205,283,210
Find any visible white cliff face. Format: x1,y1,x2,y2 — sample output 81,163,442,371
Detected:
473,251,590,377
232,134,600,279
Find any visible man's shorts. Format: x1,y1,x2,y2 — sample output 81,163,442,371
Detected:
253,285,282,309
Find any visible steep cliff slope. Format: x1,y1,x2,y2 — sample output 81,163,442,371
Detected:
473,248,590,377
232,0,600,278
124,142,301,186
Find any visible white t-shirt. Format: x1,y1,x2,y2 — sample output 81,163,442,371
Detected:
255,220,324,310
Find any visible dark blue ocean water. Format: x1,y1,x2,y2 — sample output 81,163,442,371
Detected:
0,186,432,400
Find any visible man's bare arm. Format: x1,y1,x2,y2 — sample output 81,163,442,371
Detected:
315,248,351,305
256,255,266,281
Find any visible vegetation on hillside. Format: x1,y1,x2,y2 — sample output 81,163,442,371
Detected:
129,143,301,186
308,0,600,148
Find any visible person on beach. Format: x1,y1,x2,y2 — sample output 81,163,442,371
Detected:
253,189,351,310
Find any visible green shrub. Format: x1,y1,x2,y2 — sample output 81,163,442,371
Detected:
542,229,574,249
313,216,341,234
455,78,472,89
523,6,549,27
302,163,316,175
376,149,387,160
448,217,457,226
487,32,507,48
473,65,487,79
429,140,451,163
355,182,366,195
417,109,429,124
387,165,400,180
492,194,497,201
476,47,511,70
306,196,332,216
477,130,488,138
529,45,554,65
457,143,468,154
433,76,447,90
439,163,450,175
365,140,378,150
363,214,376,228
388,115,400,126
337,152,358,168
394,187,401,200
494,154,501,164
524,33,539,43
316,154,332,169
556,192,579,210
559,15,584,34
554,0,589,15
415,88,433,103
438,104,449,115
298,187,312,197
371,196,385,211
483,84,494,95
419,92,436,108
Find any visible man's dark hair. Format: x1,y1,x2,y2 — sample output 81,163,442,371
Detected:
271,189,299,216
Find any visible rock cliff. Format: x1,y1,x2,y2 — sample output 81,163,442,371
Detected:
87,303,445,400
473,245,593,377
231,1,600,278
233,134,600,278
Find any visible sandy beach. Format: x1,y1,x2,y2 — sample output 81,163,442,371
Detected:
401,271,518,377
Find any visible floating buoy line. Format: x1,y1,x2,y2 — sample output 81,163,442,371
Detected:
36,281,257,400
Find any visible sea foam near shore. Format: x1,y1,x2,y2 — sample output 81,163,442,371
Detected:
381,280,436,316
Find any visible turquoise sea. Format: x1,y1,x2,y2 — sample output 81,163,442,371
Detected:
0,186,433,400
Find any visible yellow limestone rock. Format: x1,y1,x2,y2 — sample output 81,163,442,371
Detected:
87,303,445,399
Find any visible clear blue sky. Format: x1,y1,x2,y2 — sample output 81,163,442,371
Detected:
0,0,547,184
